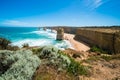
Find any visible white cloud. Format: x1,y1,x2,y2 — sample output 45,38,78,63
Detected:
1,20,35,27
84,0,109,10
94,0,103,8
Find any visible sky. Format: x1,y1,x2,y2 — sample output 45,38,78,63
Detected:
0,0,120,27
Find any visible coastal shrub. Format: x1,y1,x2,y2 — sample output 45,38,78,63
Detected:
33,46,71,69
101,54,120,61
0,50,15,75
0,50,40,80
32,47,44,55
32,46,89,76
37,46,88,76
0,37,11,49
90,46,107,54
0,37,19,51
67,57,89,76
22,43,29,48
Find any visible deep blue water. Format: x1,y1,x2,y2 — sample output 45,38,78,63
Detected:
0,27,73,49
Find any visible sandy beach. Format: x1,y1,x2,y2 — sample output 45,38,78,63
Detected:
64,33,90,52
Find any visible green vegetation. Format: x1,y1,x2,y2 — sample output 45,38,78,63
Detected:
57,50,89,76
22,43,29,48
0,37,19,50
0,50,40,80
82,56,100,64
0,37,11,49
32,47,44,54
67,58,89,76
90,46,108,54
32,46,89,76
101,54,120,61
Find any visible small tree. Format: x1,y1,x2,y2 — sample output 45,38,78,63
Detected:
22,43,29,48
0,37,11,49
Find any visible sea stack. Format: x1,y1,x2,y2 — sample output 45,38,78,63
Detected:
56,28,64,40
43,27,47,31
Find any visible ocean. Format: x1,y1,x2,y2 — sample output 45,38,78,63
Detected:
0,27,73,50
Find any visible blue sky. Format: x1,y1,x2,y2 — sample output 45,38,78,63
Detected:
0,0,120,27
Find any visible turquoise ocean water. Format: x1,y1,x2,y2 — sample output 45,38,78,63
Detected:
0,27,73,50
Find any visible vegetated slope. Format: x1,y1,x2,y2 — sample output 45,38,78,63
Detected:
32,46,89,80
0,46,89,80
0,45,119,80
64,48,120,80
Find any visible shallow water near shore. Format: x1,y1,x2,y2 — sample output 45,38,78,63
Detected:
0,27,73,50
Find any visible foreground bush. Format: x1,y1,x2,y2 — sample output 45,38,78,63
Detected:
0,37,19,51
0,50,40,80
0,37,11,49
33,46,89,76
67,58,89,76
33,46,71,69
0,50,15,75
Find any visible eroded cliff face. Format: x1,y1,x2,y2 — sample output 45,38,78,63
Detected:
114,32,120,53
74,28,120,54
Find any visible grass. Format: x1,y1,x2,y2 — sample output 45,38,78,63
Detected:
67,58,89,76
101,54,120,61
82,56,100,64
58,51,89,76
90,46,108,54
32,47,44,55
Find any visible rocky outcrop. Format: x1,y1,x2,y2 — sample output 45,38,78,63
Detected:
43,27,47,31
56,28,64,40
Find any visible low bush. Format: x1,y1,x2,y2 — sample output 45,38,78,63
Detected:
22,43,29,48
67,57,89,76
0,50,40,80
0,37,11,49
90,46,108,54
32,46,89,76
0,50,15,75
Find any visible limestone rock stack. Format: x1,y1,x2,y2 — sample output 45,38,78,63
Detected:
43,27,46,31
56,28,64,40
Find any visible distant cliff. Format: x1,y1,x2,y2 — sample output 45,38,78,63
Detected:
74,28,120,54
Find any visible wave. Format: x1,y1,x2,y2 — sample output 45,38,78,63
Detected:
11,39,51,47
11,39,74,50
54,40,74,50
22,30,56,39
9,29,74,50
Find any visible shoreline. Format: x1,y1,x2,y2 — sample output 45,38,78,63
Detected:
64,33,90,52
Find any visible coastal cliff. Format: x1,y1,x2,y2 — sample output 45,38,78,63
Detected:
51,26,120,54
74,28,120,54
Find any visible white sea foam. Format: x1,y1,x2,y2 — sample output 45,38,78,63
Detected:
54,40,74,50
12,29,74,50
22,30,56,39
12,39,74,50
12,39,51,47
